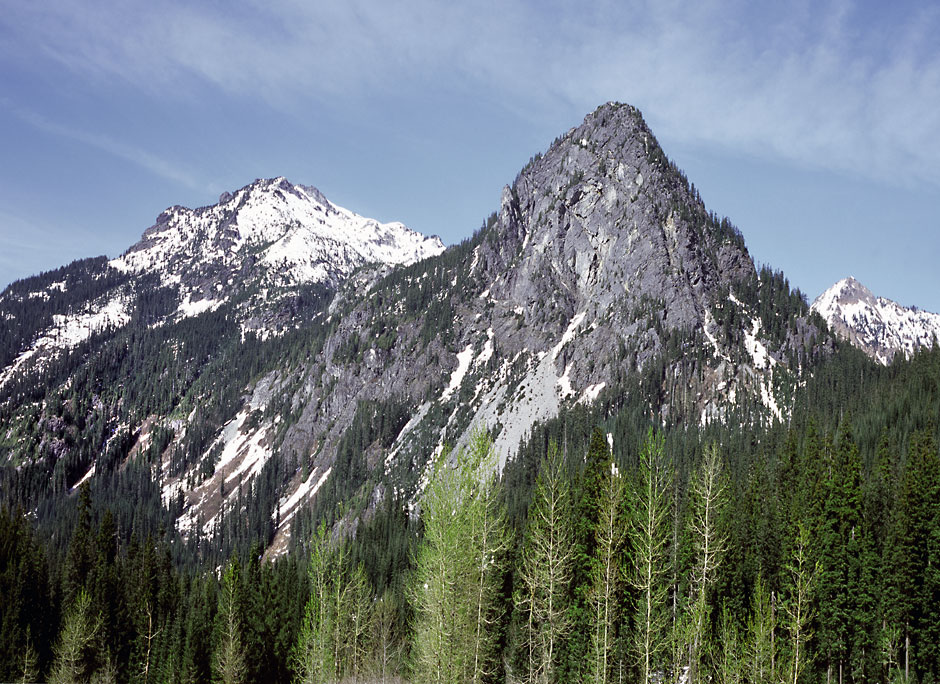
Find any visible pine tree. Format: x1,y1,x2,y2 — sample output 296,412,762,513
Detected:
410,428,507,684
781,523,816,684
17,629,39,684
292,522,334,684
373,590,403,683
345,562,373,681
683,443,727,683
716,605,744,684
567,427,616,679
589,451,625,684
746,574,778,684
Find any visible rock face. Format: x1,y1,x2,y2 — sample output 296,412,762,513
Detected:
812,277,940,364
252,103,821,551
0,103,828,556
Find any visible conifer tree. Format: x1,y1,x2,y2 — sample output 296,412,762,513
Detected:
17,629,39,684
567,428,616,679
717,605,744,684
49,588,100,684
516,440,573,684
589,451,625,684
373,590,403,683
781,523,816,684
213,559,246,684
683,443,727,683
411,428,507,684
292,522,334,684
746,574,778,684
345,562,374,681
629,429,672,684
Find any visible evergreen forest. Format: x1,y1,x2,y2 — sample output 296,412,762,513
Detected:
1,340,939,684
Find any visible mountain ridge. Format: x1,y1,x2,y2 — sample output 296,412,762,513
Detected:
0,102,830,558
812,276,940,364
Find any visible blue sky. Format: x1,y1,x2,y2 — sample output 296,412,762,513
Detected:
1,0,938,311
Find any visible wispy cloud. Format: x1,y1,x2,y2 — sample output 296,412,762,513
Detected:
2,99,204,190
0,208,102,283
3,0,939,187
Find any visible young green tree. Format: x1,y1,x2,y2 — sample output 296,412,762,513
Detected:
746,574,778,684
781,523,816,684
17,631,39,684
716,605,744,684
344,562,374,681
629,429,673,684
589,454,625,684
49,588,100,684
410,428,507,684
683,443,728,683
292,522,335,684
515,440,574,684
213,558,246,684
373,590,403,683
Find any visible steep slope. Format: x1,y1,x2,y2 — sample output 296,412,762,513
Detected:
0,103,830,561
0,180,444,554
0,178,443,390
812,277,940,364
246,103,825,552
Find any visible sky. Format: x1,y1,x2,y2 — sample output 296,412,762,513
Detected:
1,0,938,311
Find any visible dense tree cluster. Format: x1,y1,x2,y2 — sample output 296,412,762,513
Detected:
0,343,938,682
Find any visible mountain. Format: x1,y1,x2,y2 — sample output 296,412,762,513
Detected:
812,277,940,364
112,176,444,294
0,103,829,559
0,177,444,389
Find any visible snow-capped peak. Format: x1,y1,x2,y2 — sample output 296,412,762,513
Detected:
110,177,445,291
811,277,940,364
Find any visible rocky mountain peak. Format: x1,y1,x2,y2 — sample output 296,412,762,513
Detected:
110,177,444,304
478,101,754,336
812,277,940,364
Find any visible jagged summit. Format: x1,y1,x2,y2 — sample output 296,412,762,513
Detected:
111,176,445,293
478,101,753,333
812,277,940,364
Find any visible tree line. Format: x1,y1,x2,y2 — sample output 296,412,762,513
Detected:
2,404,938,683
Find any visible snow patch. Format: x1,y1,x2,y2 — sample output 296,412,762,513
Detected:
474,329,495,367
552,311,586,360
0,294,130,389
178,296,223,318
744,318,777,371
71,461,95,492
441,344,474,402
760,377,783,423
578,382,606,405
557,364,574,398
279,467,332,525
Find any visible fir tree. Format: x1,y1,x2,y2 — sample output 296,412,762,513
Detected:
213,558,246,684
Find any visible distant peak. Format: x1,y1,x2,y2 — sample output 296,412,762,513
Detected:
812,277,940,364
816,277,874,308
